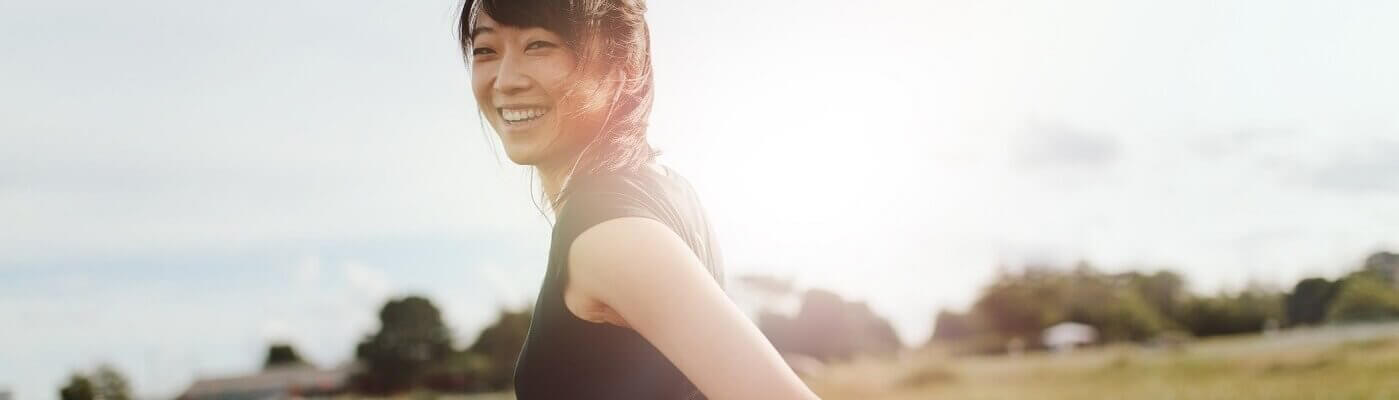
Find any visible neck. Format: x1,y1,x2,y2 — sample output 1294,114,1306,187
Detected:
536,157,654,214
535,158,573,214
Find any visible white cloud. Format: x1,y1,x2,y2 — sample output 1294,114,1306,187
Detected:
294,255,322,285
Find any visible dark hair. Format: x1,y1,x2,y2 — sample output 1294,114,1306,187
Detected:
457,0,658,179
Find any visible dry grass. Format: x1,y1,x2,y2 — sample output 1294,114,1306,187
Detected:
806,323,1399,400
335,392,516,400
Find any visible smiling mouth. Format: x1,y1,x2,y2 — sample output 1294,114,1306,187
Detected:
498,106,551,125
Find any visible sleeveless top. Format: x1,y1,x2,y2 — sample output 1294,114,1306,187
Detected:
513,164,725,400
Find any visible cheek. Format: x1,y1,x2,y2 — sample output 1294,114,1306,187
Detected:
537,56,578,100
470,70,494,113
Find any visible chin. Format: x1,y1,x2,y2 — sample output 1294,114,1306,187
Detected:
500,135,572,168
507,142,566,167
494,131,538,165
502,149,539,166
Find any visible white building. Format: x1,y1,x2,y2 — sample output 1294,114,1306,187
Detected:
1042,321,1098,353
177,364,358,400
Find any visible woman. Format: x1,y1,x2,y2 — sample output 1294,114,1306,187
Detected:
458,0,820,399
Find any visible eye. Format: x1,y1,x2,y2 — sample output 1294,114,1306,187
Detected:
526,40,557,51
472,47,496,57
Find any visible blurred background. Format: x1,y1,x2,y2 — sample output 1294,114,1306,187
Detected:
4,0,1399,399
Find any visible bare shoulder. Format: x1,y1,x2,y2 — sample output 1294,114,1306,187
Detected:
570,216,689,269
567,217,822,399
566,216,710,317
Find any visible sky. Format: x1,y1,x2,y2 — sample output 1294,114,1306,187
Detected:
4,0,1399,398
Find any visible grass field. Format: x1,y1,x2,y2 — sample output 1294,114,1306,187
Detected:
807,322,1399,400
347,323,1399,400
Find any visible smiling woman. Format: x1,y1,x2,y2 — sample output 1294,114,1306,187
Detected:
457,0,821,399
463,0,656,196
465,17,592,172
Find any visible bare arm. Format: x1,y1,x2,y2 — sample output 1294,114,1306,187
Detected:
569,217,821,400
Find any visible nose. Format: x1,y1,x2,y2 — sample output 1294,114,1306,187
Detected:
493,52,532,95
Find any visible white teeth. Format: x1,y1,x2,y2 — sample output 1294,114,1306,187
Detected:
502,107,548,123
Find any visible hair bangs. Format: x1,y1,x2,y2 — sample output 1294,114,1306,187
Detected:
459,0,578,56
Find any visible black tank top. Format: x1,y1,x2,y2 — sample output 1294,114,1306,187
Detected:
513,164,725,400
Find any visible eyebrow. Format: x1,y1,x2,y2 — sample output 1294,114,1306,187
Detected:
469,26,495,41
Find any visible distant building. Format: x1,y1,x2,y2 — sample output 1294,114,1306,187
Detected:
1043,321,1098,353
177,363,359,400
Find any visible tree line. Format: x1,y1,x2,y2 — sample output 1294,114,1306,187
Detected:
54,297,531,398
56,250,1399,397
348,296,530,394
931,251,1399,354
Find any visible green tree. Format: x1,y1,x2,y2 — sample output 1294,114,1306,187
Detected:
264,343,307,369
759,289,902,361
353,295,454,394
466,308,533,391
59,375,94,400
1326,275,1399,322
848,300,903,356
1123,270,1186,320
1177,288,1283,337
1362,251,1399,285
60,365,130,400
791,289,856,360
971,266,1067,345
1285,277,1338,326
930,310,979,342
1067,288,1170,342
949,264,1181,350
90,364,131,400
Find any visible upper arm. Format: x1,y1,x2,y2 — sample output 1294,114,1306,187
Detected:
569,217,821,400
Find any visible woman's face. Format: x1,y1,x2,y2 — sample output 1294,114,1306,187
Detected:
469,13,595,168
